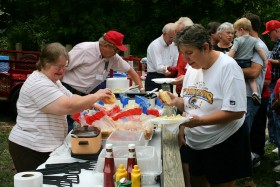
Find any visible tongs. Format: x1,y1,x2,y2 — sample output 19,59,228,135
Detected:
35,165,81,175
43,178,72,187
45,160,96,170
122,85,139,93
145,88,158,96
44,174,79,184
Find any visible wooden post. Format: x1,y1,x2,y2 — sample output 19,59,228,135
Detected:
124,44,130,57
15,43,22,59
65,44,72,52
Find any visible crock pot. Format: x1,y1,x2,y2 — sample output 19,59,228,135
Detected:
71,125,102,155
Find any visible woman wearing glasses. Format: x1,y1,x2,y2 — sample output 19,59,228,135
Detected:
8,43,112,172
169,24,251,187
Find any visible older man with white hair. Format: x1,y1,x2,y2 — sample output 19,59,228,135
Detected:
145,23,179,91
168,17,194,95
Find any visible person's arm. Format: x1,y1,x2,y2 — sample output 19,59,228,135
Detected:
172,75,184,85
268,59,280,67
264,61,272,86
166,92,184,111
228,48,235,57
257,48,268,67
126,67,145,92
181,110,245,128
242,62,262,79
41,89,111,115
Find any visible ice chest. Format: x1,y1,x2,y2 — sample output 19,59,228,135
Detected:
0,56,9,72
95,146,162,175
106,131,146,147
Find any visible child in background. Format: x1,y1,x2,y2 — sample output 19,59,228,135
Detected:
229,18,268,105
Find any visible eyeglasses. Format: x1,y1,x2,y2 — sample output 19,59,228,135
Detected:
52,62,68,70
107,43,120,53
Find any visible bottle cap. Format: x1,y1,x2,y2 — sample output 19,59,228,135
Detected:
106,144,113,149
128,144,135,149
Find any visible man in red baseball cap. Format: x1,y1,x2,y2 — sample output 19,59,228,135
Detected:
262,20,280,36
262,20,280,173
103,30,127,52
61,30,144,131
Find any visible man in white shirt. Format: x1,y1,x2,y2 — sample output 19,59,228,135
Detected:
62,30,144,95
145,23,179,91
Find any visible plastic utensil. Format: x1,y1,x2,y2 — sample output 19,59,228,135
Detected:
43,174,79,184
45,161,96,171
43,178,72,187
35,165,81,175
145,88,158,96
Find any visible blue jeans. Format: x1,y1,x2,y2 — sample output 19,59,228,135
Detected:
273,111,280,158
268,82,276,143
245,97,260,132
250,97,269,156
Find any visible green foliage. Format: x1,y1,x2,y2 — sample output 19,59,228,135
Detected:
6,17,51,50
0,0,279,55
0,124,15,187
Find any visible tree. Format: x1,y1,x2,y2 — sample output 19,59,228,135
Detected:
0,0,279,55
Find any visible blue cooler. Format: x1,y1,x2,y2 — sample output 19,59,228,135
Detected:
0,56,9,72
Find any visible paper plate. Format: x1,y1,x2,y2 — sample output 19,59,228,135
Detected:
151,78,175,84
150,116,191,125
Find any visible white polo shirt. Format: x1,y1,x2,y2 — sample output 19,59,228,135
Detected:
146,35,179,73
62,42,130,94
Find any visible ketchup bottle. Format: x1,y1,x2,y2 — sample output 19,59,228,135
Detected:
126,144,137,180
103,144,115,187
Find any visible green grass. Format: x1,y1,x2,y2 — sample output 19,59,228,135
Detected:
0,124,16,187
236,144,280,187
0,122,279,187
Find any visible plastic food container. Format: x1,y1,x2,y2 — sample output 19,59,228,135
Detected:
106,131,146,147
95,146,162,176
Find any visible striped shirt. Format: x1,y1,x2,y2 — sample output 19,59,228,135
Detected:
270,38,280,82
9,71,72,152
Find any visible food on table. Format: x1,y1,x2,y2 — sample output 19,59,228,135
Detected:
158,89,172,105
102,92,116,104
157,114,184,119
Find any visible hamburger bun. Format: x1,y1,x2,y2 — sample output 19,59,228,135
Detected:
158,89,172,105
101,92,116,104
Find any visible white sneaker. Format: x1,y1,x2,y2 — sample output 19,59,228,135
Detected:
251,152,261,167
274,164,280,172
273,148,279,153
275,160,280,165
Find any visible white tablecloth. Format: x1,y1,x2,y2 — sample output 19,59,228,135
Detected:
40,130,162,187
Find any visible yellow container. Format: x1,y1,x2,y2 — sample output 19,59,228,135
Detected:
115,164,128,182
131,165,141,187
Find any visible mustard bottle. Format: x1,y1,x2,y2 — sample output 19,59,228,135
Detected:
131,165,141,187
115,164,128,182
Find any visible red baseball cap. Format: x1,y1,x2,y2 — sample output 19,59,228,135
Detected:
103,30,127,51
262,20,280,35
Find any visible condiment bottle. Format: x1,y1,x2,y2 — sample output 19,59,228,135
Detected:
103,144,115,187
115,164,128,182
116,178,132,187
131,165,141,187
126,144,137,180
